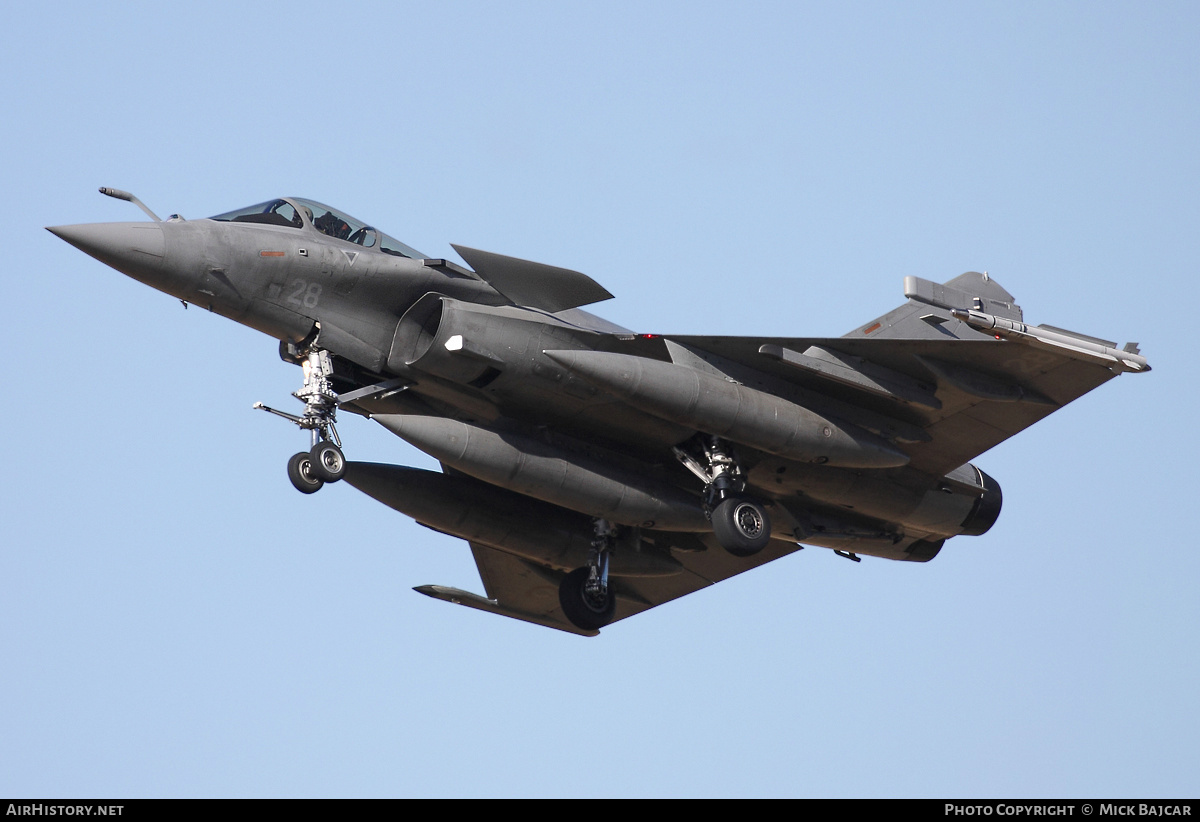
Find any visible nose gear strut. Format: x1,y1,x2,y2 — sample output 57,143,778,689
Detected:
255,347,347,493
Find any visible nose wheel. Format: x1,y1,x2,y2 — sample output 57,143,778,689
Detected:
287,451,324,494
285,441,346,493
310,440,346,482
255,347,347,494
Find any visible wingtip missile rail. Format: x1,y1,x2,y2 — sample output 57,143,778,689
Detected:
950,308,1150,374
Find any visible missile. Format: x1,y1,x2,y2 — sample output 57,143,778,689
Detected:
343,462,682,577
372,415,709,532
542,350,910,468
950,308,1151,373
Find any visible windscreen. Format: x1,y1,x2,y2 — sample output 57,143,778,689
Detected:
210,199,302,228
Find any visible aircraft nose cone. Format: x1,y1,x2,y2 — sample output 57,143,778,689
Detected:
47,222,165,273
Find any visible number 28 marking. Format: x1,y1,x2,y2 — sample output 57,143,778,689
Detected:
287,279,322,309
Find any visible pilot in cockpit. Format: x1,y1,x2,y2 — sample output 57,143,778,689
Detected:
313,210,350,240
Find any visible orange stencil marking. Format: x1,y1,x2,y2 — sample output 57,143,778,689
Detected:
863,322,881,334
260,251,285,257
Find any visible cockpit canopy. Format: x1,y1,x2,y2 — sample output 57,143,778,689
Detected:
210,198,427,259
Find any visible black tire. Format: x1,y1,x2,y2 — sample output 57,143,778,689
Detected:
712,496,771,557
558,567,617,631
287,451,324,494
310,441,346,482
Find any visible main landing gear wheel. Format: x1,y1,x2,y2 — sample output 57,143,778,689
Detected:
310,440,346,482
672,435,770,558
712,496,771,557
287,452,324,494
558,567,617,631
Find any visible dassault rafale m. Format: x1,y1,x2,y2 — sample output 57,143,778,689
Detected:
48,188,1150,635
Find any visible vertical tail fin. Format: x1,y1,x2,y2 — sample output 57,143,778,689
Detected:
846,272,1022,340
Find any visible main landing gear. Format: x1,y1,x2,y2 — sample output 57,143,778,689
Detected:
711,496,771,557
674,436,772,557
558,519,618,631
255,348,347,494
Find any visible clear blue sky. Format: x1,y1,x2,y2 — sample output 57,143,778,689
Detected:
3,1,1197,798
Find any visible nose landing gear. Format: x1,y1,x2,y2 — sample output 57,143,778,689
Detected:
255,348,347,494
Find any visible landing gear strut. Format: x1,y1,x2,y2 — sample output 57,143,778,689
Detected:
255,347,347,494
674,435,772,557
559,519,618,631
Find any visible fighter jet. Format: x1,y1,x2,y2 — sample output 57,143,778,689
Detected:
48,189,1150,635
